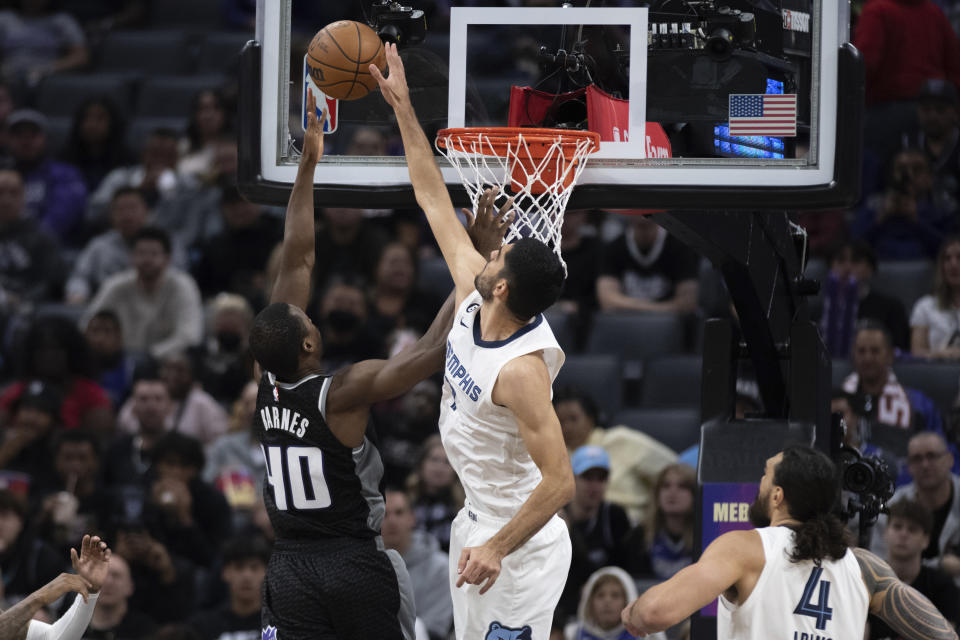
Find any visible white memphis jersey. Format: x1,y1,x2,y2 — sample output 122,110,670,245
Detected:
439,291,564,519
718,526,869,640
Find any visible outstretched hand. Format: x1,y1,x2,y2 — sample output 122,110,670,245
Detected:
465,187,515,256
71,534,110,593
370,42,409,109
301,89,326,166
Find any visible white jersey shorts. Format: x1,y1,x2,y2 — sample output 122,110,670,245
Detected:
449,505,571,640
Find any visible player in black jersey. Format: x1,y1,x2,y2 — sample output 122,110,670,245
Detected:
249,91,504,640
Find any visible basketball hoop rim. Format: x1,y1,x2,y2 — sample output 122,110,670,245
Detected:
436,127,601,159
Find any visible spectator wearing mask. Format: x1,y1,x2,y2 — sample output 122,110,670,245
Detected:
85,552,158,640
0,168,62,306
820,240,910,354
315,275,385,371
117,352,228,446
381,488,452,640
84,226,204,360
65,187,149,306
872,432,960,578
596,215,699,314
196,293,255,406
188,536,269,640
870,499,959,638
911,235,960,357
6,109,87,246
559,447,636,619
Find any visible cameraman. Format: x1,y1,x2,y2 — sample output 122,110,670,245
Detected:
854,147,954,260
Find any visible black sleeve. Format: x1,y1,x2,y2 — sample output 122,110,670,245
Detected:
667,236,700,282
598,236,627,278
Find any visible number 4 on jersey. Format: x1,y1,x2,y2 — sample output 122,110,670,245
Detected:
793,567,833,630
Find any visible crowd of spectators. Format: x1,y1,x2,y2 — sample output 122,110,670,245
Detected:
0,0,956,639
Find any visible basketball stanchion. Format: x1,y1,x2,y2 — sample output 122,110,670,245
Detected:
436,127,601,272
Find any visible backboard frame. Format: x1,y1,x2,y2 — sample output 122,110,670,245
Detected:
238,0,863,210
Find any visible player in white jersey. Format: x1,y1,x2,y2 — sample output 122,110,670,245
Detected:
372,44,576,640
621,446,957,640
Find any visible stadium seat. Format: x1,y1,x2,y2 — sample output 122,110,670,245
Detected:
197,32,254,74
554,354,623,416
98,30,194,75
832,359,853,388
872,260,935,317
896,361,960,417
416,257,453,301
136,75,228,118
612,407,701,453
587,312,686,379
639,355,702,408
125,117,188,156
150,0,223,29
543,307,575,354
697,260,728,318
45,117,73,156
36,73,139,117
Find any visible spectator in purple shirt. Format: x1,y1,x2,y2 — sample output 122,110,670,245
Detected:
7,109,87,247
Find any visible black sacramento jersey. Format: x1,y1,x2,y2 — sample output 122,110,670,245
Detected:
255,371,385,540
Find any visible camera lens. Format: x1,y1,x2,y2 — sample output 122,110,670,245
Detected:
844,461,874,494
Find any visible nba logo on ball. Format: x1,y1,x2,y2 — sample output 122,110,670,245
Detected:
302,55,338,134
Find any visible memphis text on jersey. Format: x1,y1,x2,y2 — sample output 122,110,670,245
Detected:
445,340,482,401
260,404,310,438
793,633,831,640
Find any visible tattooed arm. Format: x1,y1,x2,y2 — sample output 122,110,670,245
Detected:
854,548,958,640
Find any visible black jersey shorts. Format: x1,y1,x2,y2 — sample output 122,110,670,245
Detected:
261,537,416,640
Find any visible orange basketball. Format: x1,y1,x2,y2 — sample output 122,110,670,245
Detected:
306,20,386,101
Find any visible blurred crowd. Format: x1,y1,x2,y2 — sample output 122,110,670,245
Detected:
0,0,956,640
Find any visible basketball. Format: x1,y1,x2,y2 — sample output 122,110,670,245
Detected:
306,20,386,101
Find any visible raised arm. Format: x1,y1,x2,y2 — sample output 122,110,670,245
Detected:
327,291,455,412
270,89,324,311
853,547,958,640
371,43,486,302
455,354,575,595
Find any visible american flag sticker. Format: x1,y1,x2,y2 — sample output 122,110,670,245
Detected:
728,94,797,137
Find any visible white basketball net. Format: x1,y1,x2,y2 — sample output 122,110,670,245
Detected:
435,128,600,272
